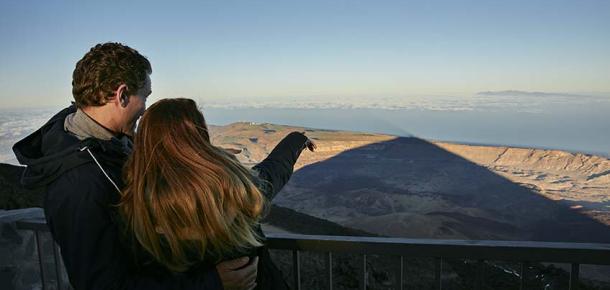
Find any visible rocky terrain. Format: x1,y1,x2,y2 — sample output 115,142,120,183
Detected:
210,122,610,287
210,122,610,243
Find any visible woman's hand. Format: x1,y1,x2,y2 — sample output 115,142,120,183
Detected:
300,132,317,152
216,256,258,290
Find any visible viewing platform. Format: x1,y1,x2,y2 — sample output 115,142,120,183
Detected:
15,218,610,290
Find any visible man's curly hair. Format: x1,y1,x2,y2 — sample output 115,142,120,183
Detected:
72,42,152,108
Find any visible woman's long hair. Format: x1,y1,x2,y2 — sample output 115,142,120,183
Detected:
120,98,265,272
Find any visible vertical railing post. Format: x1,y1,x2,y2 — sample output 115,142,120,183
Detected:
434,257,442,290
360,254,367,290
293,250,301,290
519,262,528,290
569,263,580,290
326,252,333,290
398,256,404,290
52,243,64,290
474,260,484,290
34,231,47,290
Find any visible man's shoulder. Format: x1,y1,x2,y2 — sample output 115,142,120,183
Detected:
46,161,121,204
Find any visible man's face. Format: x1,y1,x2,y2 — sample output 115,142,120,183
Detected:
122,74,152,135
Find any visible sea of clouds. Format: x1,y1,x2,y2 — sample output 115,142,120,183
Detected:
0,108,57,164
200,91,610,113
2,91,609,164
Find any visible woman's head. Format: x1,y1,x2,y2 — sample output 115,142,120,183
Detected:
120,98,265,272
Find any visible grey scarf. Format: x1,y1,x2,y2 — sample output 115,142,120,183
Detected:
64,108,133,154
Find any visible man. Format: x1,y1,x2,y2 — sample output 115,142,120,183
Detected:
13,43,258,290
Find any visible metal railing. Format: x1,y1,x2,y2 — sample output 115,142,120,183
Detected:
16,218,610,290
266,233,610,290
16,218,68,290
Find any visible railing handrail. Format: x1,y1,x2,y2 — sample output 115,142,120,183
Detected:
16,217,610,290
265,233,610,265
17,218,610,265
16,217,48,231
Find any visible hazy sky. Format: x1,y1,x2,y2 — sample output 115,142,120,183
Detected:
1,0,609,108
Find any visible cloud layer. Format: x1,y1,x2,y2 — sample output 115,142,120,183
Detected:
201,91,610,113
0,108,56,164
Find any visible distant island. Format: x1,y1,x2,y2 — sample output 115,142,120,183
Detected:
476,90,597,98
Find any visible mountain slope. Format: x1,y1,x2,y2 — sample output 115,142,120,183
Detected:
210,122,610,243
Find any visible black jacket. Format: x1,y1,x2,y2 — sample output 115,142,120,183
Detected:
13,106,221,290
246,131,309,290
13,105,308,290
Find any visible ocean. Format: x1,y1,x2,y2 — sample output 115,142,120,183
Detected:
2,95,609,164
202,105,610,157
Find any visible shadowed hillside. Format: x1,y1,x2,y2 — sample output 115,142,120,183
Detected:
208,122,610,243
275,137,610,243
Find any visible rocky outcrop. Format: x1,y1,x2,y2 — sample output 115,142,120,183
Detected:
437,143,610,199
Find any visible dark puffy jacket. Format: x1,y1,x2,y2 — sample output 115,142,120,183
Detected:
13,106,221,290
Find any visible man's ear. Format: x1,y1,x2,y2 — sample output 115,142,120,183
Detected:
115,84,130,108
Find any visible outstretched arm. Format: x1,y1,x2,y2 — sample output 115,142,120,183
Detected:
252,131,315,200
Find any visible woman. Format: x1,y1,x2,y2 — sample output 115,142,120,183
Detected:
119,98,315,289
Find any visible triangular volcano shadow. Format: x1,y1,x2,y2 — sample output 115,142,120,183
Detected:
275,137,610,243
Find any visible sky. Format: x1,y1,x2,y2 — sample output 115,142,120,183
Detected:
1,0,609,108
